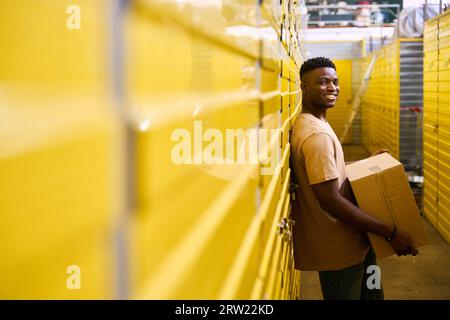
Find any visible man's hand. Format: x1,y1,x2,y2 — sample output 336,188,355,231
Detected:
312,179,421,258
390,229,419,256
371,148,389,157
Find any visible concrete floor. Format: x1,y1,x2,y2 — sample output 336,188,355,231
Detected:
299,144,450,300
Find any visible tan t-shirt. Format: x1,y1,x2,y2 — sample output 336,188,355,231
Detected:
290,113,369,271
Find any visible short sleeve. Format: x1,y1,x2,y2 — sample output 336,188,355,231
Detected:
301,133,340,185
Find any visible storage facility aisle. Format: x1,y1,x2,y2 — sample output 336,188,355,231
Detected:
1,0,450,301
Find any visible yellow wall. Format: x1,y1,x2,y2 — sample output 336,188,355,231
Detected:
360,41,400,159
0,0,304,299
0,0,120,299
325,59,353,144
127,0,302,300
423,10,450,244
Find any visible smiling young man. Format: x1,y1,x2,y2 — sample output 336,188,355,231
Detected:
290,57,418,300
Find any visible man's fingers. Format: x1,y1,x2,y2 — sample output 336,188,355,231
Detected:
407,244,419,256
371,148,388,157
409,239,418,255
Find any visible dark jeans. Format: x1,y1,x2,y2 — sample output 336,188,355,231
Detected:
318,247,384,300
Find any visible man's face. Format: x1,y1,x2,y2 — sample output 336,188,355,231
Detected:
301,67,340,109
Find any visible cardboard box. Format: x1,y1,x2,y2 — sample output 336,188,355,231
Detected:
346,153,428,259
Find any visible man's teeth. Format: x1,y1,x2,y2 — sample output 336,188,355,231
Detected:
326,95,336,99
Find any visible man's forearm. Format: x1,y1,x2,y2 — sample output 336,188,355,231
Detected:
322,195,394,238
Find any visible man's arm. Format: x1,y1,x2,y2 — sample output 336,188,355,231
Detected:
312,178,418,256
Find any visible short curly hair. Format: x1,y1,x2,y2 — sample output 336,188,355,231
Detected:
300,57,336,79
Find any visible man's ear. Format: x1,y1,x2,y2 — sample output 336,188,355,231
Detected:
300,81,306,91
